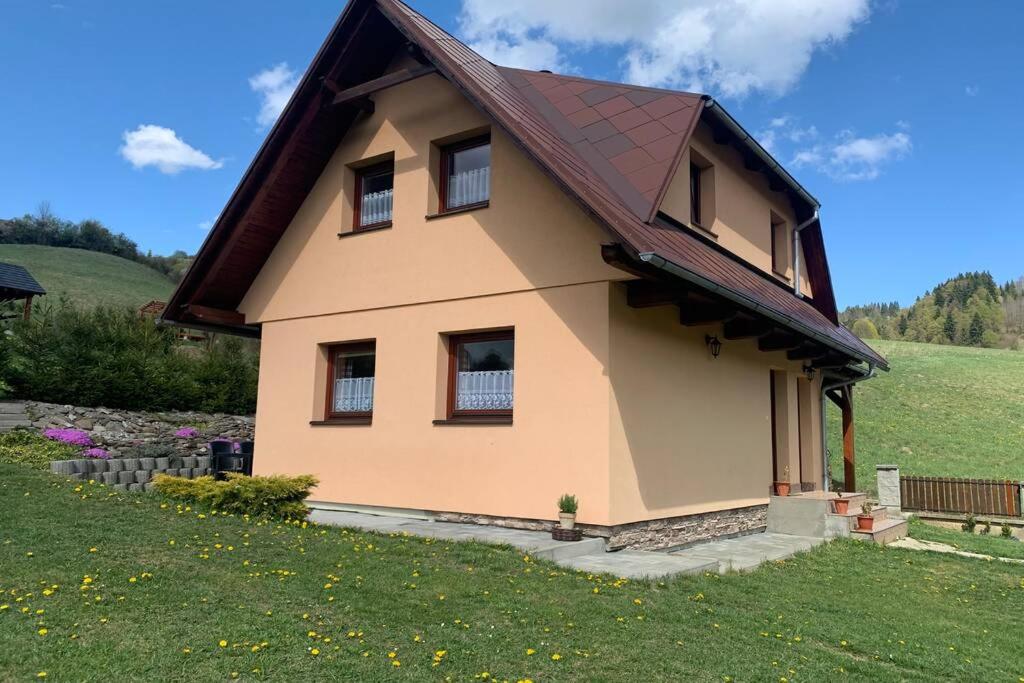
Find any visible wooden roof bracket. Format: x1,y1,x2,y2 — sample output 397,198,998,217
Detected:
329,64,438,108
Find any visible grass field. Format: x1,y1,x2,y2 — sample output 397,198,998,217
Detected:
0,244,175,309
2,463,1023,682
828,339,1024,492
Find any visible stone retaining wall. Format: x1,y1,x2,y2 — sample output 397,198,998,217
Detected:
25,401,254,457
437,504,769,551
50,455,213,493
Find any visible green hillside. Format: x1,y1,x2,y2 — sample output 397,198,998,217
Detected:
827,339,1024,491
0,244,175,309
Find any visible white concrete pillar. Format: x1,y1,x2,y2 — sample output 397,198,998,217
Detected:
876,464,901,509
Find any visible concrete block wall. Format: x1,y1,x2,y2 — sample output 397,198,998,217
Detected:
50,455,213,493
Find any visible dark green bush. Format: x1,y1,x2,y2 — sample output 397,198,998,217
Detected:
1,303,258,414
152,472,317,520
0,429,79,469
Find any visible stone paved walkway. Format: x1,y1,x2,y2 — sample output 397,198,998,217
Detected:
890,537,1024,564
310,508,824,579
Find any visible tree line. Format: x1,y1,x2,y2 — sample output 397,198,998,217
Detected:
0,203,193,282
842,271,1020,349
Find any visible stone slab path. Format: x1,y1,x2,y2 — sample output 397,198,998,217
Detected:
310,509,823,580
890,537,1024,564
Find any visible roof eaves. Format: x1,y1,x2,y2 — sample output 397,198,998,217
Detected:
635,250,888,370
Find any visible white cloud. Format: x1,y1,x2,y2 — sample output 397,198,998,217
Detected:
965,84,979,97
791,129,911,181
249,63,299,128
459,0,870,97
756,114,818,154
119,125,223,174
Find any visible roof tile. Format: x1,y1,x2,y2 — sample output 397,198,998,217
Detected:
552,94,588,115
624,119,673,147
609,147,658,175
593,95,635,118
579,119,619,142
566,106,603,128
580,86,624,106
594,134,635,159
608,107,654,132
642,95,690,119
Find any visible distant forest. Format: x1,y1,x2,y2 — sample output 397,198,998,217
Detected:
0,203,193,282
841,271,1024,350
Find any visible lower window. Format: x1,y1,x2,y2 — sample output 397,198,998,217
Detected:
326,341,376,420
448,331,514,417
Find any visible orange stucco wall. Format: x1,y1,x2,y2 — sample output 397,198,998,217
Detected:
241,70,823,527
660,122,813,297
606,283,822,525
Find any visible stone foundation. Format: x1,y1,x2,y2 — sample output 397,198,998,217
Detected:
434,505,769,551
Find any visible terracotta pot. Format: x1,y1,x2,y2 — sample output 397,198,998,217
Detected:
834,498,850,515
856,515,874,531
774,482,791,497
558,512,576,530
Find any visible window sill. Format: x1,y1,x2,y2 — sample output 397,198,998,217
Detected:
310,417,372,426
338,222,392,238
690,221,717,238
433,415,512,426
425,201,489,220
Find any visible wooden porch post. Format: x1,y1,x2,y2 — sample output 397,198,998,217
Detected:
841,384,855,492
22,295,33,321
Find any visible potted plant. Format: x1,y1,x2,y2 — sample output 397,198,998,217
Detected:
833,490,850,515
774,466,791,497
856,501,875,531
557,494,578,530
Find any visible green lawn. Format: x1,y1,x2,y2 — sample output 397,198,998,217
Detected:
828,339,1024,492
908,517,1024,561
2,464,1023,682
0,244,175,309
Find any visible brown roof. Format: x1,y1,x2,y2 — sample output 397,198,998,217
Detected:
164,0,886,370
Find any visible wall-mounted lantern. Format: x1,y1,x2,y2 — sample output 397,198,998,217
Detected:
705,334,722,359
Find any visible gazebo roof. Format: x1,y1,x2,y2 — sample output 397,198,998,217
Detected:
0,262,46,302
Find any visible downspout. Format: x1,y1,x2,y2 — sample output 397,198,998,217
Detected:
792,210,818,299
819,365,876,491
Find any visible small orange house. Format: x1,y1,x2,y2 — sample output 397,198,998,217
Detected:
165,0,887,549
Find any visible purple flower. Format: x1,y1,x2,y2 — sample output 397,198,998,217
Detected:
83,448,110,460
175,427,199,439
43,428,93,447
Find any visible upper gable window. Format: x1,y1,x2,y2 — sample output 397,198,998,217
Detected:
771,212,789,277
441,135,490,212
354,161,394,230
690,162,702,226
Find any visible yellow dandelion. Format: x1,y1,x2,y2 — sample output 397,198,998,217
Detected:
219,640,228,648
526,648,536,655
310,648,320,656
37,673,46,679
37,628,48,636
391,660,401,667
89,547,97,553
551,653,562,661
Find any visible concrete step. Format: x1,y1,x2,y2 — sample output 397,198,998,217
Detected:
0,401,27,414
0,419,31,431
850,517,908,545
557,548,718,579
531,536,606,562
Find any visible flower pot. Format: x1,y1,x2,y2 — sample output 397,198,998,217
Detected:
833,498,850,515
856,515,874,531
558,512,576,530
774,482,791,497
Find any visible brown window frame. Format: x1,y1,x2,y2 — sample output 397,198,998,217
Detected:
438,134,491,214
353,161,394,231
690,162,702,226
324,341,376,424
445,330,513,421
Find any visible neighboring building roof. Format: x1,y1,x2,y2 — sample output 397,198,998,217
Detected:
164,0,886,370
139,300,167,316
0,261,46,301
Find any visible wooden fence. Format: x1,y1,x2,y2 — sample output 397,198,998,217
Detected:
900,476,1022,517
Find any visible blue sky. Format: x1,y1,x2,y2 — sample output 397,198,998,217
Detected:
2,1,1022,308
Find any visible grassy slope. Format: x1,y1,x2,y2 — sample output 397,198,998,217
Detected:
2,463,1023,682
0,244,174,309
828,339,1024,491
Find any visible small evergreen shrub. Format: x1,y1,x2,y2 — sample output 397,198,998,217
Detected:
979,520,991,535
557,493,578,514
962,514,977,533
0,429,79,469
1001,523,1013,538
153,473,317,520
